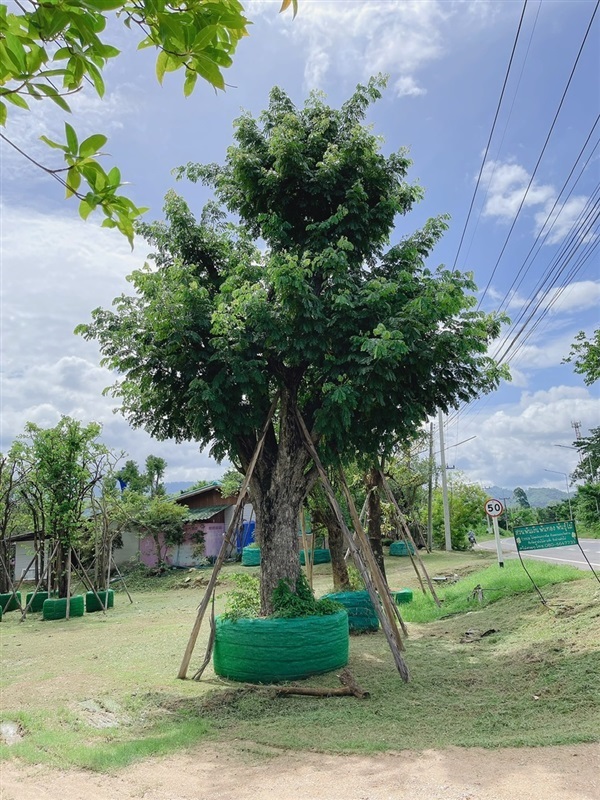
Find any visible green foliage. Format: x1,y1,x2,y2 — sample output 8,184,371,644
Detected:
271,572,342,619
563,329,600,386
347,564,365,591
11,417,109,546
81,80,506,467
222,572,261,620
0,0,296,243
402,560,584,623
219,468,244,498
223,571,342,620
431,475,488,550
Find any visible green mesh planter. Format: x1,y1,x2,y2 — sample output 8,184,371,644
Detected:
322,590,379,633
299,548,331,565
241,546,261,566
389,541,415,557
26,591,50,613
392,588,414,604
0,592,21,612
86,590,114,612
213,609,349,683
42,595,85,620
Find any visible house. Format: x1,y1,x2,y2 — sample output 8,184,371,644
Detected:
115,483,254,569
8,532,46,581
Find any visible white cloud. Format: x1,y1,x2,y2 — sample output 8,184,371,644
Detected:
256,1,500,96
0,205,224,482
481,158,592,246
448,385,599,488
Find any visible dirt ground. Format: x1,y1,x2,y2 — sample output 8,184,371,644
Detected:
1,741,598,800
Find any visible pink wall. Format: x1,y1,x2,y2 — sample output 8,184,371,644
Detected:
139,522,227,567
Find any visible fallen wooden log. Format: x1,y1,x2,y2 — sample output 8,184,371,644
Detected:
243,668,370,699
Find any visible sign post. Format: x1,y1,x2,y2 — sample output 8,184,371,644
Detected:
485,498,505,568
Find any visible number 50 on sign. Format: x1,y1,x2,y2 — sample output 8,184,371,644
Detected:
484,498,505,567
485,498,504,518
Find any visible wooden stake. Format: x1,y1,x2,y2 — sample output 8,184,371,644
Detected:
295,409,409,682
177,394,280,680
18,540,60,621
300,511,313,590
65,547,72,620
378,469,441,607
109,555,133,603
71,550,108,612
191,591,216,681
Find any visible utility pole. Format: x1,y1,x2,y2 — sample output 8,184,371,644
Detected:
427,422,434,551
438,409,452,551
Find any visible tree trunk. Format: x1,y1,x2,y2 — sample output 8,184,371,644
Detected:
312,506,351,592
56,540,69,597
0,540,10,593
246,388,313,615
366,468,386,581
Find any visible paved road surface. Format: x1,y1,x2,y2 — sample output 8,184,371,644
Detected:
477,536,600,572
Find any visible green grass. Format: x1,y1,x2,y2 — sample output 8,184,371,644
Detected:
402,559,584,622
1,554,598,771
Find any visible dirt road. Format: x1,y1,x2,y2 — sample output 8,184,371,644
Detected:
1,741,598,800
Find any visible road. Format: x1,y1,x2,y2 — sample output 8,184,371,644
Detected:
477,536,600,572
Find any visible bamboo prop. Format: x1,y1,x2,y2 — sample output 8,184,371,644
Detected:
378,469,441,607
295,410,409,682
0,550,36,613
18,540,60,621
191,591,216,681
109,555,133,603
71,550,109,613
344,492,371,561
395,519,427,596
336,468,409,641
64,547,72,619
299,511,313,590
177,394,280,680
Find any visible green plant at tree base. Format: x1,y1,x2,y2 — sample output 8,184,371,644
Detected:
222,572,341,621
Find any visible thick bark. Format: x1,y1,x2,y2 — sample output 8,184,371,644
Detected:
0,540,10,593
245,389,314,614
366,468,386,581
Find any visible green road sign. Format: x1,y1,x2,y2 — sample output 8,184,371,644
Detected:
513,521,578,551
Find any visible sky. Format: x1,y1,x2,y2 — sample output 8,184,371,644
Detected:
1,0,599,493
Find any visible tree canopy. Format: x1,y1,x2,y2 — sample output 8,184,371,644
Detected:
563,329,600,387
79,78,507,611
0,0,296,243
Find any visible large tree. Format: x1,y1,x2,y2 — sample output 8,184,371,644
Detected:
80,79,506,613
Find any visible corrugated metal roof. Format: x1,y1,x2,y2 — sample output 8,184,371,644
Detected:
184,504,230,522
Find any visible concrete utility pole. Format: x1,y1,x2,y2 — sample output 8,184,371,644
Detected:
438,409,452,551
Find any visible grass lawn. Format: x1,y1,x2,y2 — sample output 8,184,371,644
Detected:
1,550,599,771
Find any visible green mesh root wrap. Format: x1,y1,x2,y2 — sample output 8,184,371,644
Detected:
42,595,85,620
213,609,349,683
26,591,49,612
0,592,21,612
86,590,114,612
299,548,331,565
323,590,379,632
393,588,414,604
389,541,415,557
241,546,261,566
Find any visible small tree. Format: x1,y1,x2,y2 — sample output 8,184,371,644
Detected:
513,487,531,509
12,418,110,596
563,329,600,386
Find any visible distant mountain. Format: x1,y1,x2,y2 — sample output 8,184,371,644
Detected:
483,486,568,508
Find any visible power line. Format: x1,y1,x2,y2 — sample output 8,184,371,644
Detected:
477,0,600,309
450,0,530,273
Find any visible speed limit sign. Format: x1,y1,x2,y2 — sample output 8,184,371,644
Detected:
485,498,504,517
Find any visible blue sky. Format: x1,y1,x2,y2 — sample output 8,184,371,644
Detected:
1,0,598,491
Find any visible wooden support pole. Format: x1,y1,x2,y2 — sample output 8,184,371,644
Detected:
378,469,441,607
65,547,72,620
109,555,133,603
72,550,108,613
177,395,279,680
18,541,60,622
191,591,216,681
295,409,409,682
300,511,313,590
